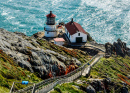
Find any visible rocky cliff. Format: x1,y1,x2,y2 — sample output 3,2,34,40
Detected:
51,56,130,93
0,47,41,93
0,29,90,79
105,39,130,58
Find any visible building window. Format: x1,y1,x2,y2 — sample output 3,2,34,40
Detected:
47,32,49,34
78,33,80,36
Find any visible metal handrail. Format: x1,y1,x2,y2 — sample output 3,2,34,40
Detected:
36,55,103,93
15,55,100,93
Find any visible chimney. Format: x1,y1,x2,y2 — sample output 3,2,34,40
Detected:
50,11,52,15
70,18,74,25
71,18,73,23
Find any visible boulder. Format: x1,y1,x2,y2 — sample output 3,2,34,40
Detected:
32,65,47,78
113,42,124,57
86,85,96,93
32,31,44,38
120,87,128,93
105,42,113,57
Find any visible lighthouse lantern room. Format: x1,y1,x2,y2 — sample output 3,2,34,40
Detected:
44,11,57,37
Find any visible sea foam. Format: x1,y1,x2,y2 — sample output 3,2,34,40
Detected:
0,0,129,47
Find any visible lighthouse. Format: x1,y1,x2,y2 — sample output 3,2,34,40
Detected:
44,11,57,37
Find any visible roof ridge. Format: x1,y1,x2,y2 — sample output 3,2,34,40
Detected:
73,22,80,32
65,21,87,35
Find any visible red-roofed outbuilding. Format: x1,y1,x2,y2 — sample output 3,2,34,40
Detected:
54,38,65,45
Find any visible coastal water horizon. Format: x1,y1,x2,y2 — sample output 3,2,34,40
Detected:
0,0,130,47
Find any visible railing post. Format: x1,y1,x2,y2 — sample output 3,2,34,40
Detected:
10,82,15,93
32,84,36,93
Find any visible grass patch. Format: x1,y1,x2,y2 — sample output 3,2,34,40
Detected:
0,50,42,91
51,82,85,93
36,39,91,63
90,55,130,83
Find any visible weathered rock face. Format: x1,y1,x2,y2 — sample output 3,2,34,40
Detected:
105,42,113,58
86,85,96,93
105,39,130,57
0,28,81,78
32,31,44,38
88,78,129,93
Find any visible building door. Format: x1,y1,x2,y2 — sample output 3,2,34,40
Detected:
76,37,82,43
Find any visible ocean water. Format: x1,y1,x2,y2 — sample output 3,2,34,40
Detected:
0,0,130,47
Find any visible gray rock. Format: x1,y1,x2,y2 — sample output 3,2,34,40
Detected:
32,65,47,77
105,38,129,57
86,85,96,93
72,85,80,89
14,31,26,36
0,29,81,78
113,42,124,57
32,31,44,38
105,42,113,58
120,87,128,93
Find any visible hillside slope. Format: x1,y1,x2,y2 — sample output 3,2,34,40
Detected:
51,56,130,93
0,29,91,79
0,29,92,92
0,49,41,93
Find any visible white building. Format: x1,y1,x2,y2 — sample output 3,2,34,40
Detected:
54,38,65,46
44,11,57,37
65,18,87,43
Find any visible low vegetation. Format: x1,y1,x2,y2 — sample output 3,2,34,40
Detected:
51,56,130,92
36,39,91,63
51,82,85,93
0,50,41,93
90,55,130,83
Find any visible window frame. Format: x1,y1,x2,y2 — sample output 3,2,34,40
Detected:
78,33,80,36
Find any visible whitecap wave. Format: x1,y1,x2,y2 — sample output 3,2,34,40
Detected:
0,0,129,47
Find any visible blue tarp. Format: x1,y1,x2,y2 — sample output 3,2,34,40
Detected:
22,81,29,85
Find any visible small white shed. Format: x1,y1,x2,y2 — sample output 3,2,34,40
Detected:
54,38,65,46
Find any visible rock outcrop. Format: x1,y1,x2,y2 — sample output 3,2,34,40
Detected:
105,39,130,57
88,78,129,93
0,28,81,79
32,31,45,38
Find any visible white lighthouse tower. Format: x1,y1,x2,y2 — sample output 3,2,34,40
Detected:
44,11,57,37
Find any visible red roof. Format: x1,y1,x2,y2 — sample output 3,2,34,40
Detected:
54,38,65,42
46,11,56,18
65,21,87,35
